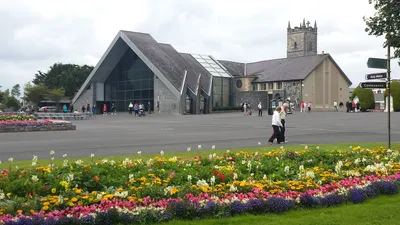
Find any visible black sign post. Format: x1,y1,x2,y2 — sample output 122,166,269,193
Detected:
365,72,387,80
359,82,387,89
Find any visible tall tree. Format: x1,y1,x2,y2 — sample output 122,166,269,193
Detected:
4,97,20,110
364,0,400,61
24,83,49,106
33,63,93,97
48,88,65,112
11,84,21,99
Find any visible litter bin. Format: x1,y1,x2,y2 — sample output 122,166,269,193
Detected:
268,100,277,115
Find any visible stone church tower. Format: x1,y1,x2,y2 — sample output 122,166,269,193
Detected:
287,19,318,58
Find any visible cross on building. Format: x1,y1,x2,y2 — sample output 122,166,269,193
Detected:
306,21,310,27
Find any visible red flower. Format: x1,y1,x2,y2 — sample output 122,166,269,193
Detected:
94,176,100,183
219,173,225,180
213,170,219,176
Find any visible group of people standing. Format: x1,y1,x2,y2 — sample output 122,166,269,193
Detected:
299,101,312,113
128,102,150,116
268,104,289,145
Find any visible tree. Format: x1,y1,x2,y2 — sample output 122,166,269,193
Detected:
4,96,20,110
384,81,400,111
350,87,375,111
48,88,65,112
33,63,93,97
364,0,400,61
24,83,49,106
11,84,21,99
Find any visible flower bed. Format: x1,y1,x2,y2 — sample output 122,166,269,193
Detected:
0,146,399,224
0,115,36,121
0,120,76,133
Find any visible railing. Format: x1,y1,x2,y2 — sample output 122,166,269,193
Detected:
34,112,94,120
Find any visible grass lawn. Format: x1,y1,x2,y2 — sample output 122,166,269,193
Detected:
162,194,400,225
4,142,399,170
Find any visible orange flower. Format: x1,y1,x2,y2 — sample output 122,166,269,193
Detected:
94,175,100,183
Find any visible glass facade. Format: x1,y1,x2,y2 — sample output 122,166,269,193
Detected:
104,49,154,112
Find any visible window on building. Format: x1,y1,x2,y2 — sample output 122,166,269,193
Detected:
294,42,297,49
252,83,258,91
260,83,267,90
236,79,243,88
268,83,274,90
277,82,283,90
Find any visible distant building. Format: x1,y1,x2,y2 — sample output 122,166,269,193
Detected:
72,19,352,114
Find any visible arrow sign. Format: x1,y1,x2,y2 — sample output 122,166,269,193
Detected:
359,82,386,89
365,72,387,80
367,58,387,69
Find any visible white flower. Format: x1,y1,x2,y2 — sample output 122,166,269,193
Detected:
284,166,290,175
90,154,95,158
32,155,38,162
8,158,13,163
212,145,216,150
75,159,83,165
51,157,55,161
212,153,216,158
58,195,63,204
196,179,209,187
210,176,216,186
67,173,74,182
50,150,55,155
187,175,192,182
198,145,202,150
233,173,238,180
255,152,259,156
299,165,305,173
31,162,37,166
263,174,267,180
187,147,191,152
316,146,320,150
229,184,238,192
137,151,142,156
129,174,134,180
63,159,68,167
63,154,68,158
304,146,308,150
226,150,230,153
276,157,280,161
349,146,353,149
280,146,284,149
31,175,39,182
0,192,4,200
257,142,261,146
160,150,164,156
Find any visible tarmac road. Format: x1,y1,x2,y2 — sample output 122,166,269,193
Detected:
0,111,399,161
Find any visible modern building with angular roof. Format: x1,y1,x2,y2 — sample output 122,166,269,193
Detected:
72,19,352,114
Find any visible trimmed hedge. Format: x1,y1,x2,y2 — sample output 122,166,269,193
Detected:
384,81,400,111
0,114,36,121
350,87,375,110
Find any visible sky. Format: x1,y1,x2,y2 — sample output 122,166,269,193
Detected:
0,0,399,94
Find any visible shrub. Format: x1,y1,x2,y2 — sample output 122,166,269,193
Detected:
384,81,400,111
350,86,375,110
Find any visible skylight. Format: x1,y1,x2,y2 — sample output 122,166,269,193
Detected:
191,54,232,78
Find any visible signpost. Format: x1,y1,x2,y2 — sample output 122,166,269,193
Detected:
365,72,387,80
359,82,387,89
365,54,391,149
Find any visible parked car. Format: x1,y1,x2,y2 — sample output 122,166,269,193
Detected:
39,106,57,112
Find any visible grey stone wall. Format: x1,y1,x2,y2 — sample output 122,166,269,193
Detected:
287,26,317,58
283,81,302,102
234,91,268,109
154,75,180,114
73,85,94,110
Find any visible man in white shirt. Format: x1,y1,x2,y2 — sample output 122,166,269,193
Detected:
280,104,288,143
268,106,283,144
243,103,247,116
258,102,263,117
333,101,338,112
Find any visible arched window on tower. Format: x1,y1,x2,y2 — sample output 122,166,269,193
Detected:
308,41,312,51
293,42,297,49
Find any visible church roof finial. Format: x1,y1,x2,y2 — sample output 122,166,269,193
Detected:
314,20,317,28
303,18,306,27
288,21,291,29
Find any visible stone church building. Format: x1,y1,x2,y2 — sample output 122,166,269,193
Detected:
72,19,352,114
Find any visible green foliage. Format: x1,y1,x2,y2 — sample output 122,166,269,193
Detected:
23,83,49,106
48,88,65,102
350,86,375,110
0,115,36,121
11,84,21,99
364,0,400,61
384,81,400,111
33,63,93,97
3,97,20,110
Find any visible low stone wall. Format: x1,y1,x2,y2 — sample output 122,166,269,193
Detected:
0,124,76,133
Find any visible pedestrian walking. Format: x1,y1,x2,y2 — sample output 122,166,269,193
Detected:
268,106,283,145
92,105,96,119
103,104,107,115
110,103,116,115
258,102,263,117
243,103,247,115
128,102,133,114
280,104,288,143
333,101,338,112
307,102,312,113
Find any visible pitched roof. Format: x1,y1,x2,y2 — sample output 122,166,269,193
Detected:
121,31,186,91
180,53,212,95
219,54,352,85
218,60,245,76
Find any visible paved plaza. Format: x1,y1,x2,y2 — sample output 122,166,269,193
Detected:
0,111,399,161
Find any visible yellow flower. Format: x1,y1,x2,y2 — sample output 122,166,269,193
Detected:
68,202,75,207
71,197,78,202
16,209,23,214
42,206,49,211
51,188,57,194
75,189,82,194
